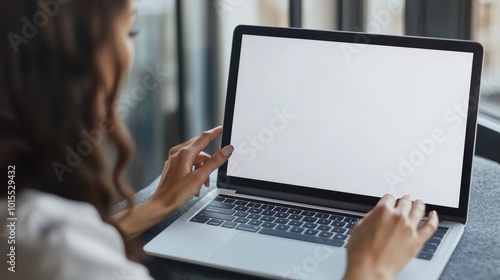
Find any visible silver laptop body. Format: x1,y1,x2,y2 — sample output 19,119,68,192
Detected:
145,25,483,280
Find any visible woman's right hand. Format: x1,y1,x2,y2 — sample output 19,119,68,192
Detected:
344,194,439,280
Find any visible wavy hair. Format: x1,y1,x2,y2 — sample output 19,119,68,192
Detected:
0,0,138,258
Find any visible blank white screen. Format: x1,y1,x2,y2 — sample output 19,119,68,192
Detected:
227,34,474,208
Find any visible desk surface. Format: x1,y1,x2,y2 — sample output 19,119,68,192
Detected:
123,157,500,280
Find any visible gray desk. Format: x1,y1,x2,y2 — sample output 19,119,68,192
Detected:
125,157,500,280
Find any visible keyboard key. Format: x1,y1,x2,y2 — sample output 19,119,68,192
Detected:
422,244,438,253
224,199,235,204
426,239,441,246
214,196,225,202
287,209,302,214
302,217,318,223
344,217,359,223
333,234,348,241
332,221,347,227
221,221,237,228
275,212,289,218
303,223,317,229
190,215,210,224
209,201,235,209
260,216,276,222
289,220,304,227
234,211,249,217
275,218,290,224
437,226,449,232
319,231,333,238
317,219,331,225
248,220,263,226
198,211,235,221
274,207,289,212
247,214,262,220
317,225,332,231
429,236,443,243
345,223,354,229
290,227,305,233
234,206,249,211
304,229,319,236
301,211,316,216
248,208,263,214
247,202,262,208
331,227,347,234
207,219,223,226
261,222,277,228
236,224,260,232
289,214,303,220
346,229,352,235
259,228,345,247
315,213,329,219
329,215,344,221
205,206,235,215
234,217,249,224
262,210,276,216
433,232,445,239
417,252,434,260
276,225,290,231
233,200,248,206
260,204,275,210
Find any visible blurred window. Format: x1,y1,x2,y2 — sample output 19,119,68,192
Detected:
475,0,500,119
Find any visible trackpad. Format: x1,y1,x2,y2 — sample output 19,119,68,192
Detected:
209,232,346,280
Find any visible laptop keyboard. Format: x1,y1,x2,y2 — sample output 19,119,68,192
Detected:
190,195,448,260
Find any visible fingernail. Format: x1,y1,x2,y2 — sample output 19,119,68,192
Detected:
416,199,424,204
221,145,234,157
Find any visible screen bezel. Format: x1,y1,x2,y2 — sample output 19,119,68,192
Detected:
217,25,483,222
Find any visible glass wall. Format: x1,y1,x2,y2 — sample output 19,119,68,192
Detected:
120,0,178,190
475,0,500,119
123,0,500,190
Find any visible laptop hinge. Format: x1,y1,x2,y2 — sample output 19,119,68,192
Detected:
235,186,373,215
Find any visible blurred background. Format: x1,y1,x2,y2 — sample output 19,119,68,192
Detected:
123,0,500,191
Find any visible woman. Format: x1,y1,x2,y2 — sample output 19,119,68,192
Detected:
0,0,438,279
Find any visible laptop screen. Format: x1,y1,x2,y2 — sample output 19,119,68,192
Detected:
226,34,475,209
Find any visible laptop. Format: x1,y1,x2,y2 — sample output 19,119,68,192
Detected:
144,25,483,279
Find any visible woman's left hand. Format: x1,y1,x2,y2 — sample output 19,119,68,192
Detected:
150,126,234,213
114,126,233,239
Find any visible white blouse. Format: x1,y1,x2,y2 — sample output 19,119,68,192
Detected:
0,190,152,280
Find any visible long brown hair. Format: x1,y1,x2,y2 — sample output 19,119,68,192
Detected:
0,0,138,258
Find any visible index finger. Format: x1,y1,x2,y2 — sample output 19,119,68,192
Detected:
418,210,439,243
186,126,223,154
376,194,397,208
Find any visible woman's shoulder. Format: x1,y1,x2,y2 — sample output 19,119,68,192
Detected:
0,190,152,280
